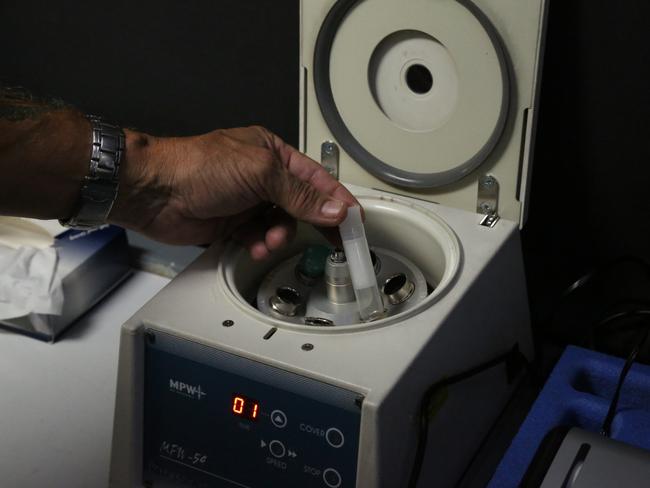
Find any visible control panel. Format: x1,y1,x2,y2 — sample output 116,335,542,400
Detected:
142,330,362,487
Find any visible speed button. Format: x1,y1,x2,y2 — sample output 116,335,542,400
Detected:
323,468,342,488
269,440,286,459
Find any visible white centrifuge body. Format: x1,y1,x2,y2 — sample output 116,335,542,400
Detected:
110,0,548,486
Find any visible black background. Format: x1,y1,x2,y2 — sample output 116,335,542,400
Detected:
2,0,650,351
0,0,299,140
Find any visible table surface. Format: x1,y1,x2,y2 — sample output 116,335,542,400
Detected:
0,271,170,488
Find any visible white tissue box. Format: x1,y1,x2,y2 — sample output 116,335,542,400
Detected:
0,224,131,342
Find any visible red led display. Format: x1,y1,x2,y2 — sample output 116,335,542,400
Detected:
231,394,260,421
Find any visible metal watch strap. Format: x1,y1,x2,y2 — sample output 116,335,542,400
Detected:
60,115,125,229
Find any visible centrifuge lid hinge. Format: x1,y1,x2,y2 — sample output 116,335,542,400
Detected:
477,174,500,227
321,141,340,180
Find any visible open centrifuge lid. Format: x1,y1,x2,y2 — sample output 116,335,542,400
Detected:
299,0,548,226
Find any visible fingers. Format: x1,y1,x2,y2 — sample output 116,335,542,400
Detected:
236,223,270,260
258,134,363,227
315,225,344,248
234,211,346,260
233,207,297,261
262,208,296,253
265,217,296,251
275,177,348,226
268,132,360,207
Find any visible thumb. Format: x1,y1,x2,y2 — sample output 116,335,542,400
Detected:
272,171,349,226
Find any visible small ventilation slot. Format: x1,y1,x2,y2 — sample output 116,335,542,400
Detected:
263,327,278,340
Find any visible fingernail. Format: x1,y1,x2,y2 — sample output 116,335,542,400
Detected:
321,200,345,217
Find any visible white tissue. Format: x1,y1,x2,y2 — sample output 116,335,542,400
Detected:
0,217,65,250
0,244,64,320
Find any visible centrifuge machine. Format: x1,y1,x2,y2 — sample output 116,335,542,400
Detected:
110,0,548,486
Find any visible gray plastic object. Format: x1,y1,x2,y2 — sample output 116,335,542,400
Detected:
535,428,650,488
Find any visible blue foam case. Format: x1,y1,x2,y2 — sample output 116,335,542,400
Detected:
489,345,650,487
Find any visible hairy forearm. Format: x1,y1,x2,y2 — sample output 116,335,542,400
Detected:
0,87,161,225
0,88,90,219
0,86,356,251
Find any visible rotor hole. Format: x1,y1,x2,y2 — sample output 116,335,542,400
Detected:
276,286,301,305
383,273,407,296
383,273,415,306
405,64,433,95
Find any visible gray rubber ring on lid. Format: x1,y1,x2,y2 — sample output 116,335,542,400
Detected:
313,0,511,189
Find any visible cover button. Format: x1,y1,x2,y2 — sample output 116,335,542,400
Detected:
326,427,345,448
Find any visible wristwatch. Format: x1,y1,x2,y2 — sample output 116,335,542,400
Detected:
60,115,125,229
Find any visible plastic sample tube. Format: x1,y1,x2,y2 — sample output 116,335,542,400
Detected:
339,206,386,321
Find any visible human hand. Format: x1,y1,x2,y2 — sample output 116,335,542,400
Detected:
109,126,359,259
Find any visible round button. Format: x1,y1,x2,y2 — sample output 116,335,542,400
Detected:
325,427,345,448
270,410,287,428
323,468,342,488
269,440,286,458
